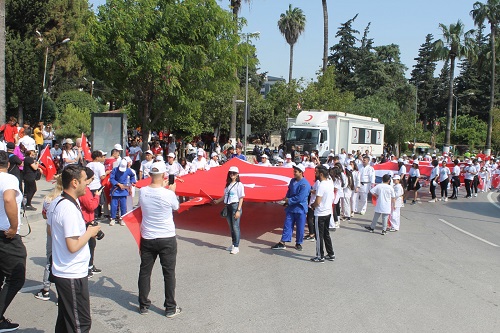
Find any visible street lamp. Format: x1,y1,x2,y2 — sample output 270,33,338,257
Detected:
243,31,260,153
413,80,425,151
39,37,71,120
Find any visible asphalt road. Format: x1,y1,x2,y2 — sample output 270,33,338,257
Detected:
8,181,500,333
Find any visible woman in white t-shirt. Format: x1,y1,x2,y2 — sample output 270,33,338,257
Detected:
62,139,78,169
438,160,451,201
213,166,245,255
349,161,361,216
428,160,440,202
405,161,421,204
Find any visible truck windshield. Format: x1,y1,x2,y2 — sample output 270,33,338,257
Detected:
286,128,319,142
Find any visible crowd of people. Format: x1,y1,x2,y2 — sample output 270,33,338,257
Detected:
1,119,500,331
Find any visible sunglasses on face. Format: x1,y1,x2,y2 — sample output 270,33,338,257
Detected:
229,172,238,176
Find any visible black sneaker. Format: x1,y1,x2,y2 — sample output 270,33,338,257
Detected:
346,217,351,221
139,307,149,315
310,257,325,263
0,317,19,331
325,254,335,261
364,226,375,233
87,270,94,279
271,242,286,250
166,307,182,318
295,244,302,251
91,266,102,274
381,230,387,235
34,289,50,301
304,235,315,241
25,205,37,211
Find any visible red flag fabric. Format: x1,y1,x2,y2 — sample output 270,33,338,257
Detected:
81,133,92,162
38,146,57,181
121,206,142,248
136,158,316,202
177,197,212,214
492,174,500,189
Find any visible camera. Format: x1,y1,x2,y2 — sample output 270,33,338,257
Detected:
91,221,105,240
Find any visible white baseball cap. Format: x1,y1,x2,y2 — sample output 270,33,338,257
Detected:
64,138,74,145
293,164,305,173
393,175,401,180
328,153,335,157
197,149,204,156
277,158,284,163
228,166,239,173
311,153,316,157
167,152,175,158
118,160,127,172
114,144,123,151
99,150,107,156
124,156,132,164
155,155,164,162
285,154,292,159
261,154,268,158
150,162,167,174
413,160,419,165
398,158,404,162
144,150,153,155
211,152,218,157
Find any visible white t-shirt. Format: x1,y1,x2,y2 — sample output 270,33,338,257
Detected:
140,160,154,178
129,146,143,162
398,164,407,176
192,157,208,170
282,161,295,168
224,182,245,204
62,149,78,168
465,165,476,180
47,196,90,278
87,161,105,190
452,165,461,177
139,186,179,239
209,159,220,168
309,180,320,206
430,166,439,180
314,179,334,217
165,162,182,176
19,136,35,149
370,183,395,214
439,167,451,182
409,167,420,178
393,183,404,208
0,173,23,232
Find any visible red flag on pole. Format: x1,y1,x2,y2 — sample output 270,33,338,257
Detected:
38,146,57,181
81,133,92,162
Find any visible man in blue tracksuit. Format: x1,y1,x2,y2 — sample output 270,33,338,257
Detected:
109,159,136,226
271,164,311,251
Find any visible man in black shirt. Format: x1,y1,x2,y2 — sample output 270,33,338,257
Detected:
6,143,22,192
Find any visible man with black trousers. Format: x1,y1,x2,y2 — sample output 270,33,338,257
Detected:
0,150,26,332
47,165,101,332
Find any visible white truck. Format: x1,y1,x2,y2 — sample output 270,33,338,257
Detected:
285,110,385,160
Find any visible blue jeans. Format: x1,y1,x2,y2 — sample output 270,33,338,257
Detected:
225,203,241,247
111,196,127,219
281,211,306,244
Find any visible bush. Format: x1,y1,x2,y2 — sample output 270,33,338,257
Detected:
53,104,91,140
55,90,98,115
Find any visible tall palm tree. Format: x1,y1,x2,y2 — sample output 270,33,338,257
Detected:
432,20,474,148
0,0,5,124
322,0,328,73
278,4,306,83
471,0,500,154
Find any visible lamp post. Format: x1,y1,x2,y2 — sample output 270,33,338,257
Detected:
39,37,70,120
453,92,474,131
413,80,425,151
243,31,260,154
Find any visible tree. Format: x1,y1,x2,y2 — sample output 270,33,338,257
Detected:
410,34,438,130
278,4,306,83
0,0,6,124
432,20,474,148
53,104,91,139
471,0,500,154
81,0,240,151
322,0,328,73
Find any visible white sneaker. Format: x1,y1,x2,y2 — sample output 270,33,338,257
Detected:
109,219,115,226
438,198,442,201
360,211,365,215
230,247,239,254
226,245,233,251
474,194,477,197
428,199,436,202
444,197,448,202
120,220,125,226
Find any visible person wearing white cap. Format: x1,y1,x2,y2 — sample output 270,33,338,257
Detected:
390,175,404,232
283,154,295,168
139,150,154,179
192,149,209,171
166,152,184,179
405,160,421,204
271,164,311,251
208,152,220,168
213,166,245,254
258,154,271,167
357,156,375,215
62,138,79,169
275,157,284,167
109,159,136,226
137,162,181,317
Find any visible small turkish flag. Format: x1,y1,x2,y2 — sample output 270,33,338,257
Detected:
81,133,92,162
38,146,57,181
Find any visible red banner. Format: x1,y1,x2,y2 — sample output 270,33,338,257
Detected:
38,146,57,181
81,133,92,162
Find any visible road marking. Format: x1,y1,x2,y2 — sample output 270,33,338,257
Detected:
487,192,500,209
19,285,44,293
438,219,499,248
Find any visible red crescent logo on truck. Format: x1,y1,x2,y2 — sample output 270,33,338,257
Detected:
305,115,313,121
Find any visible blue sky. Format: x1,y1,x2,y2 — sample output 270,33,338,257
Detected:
89,0,477,81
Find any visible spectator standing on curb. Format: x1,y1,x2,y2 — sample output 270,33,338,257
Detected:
47,165,101,332
0,151,26,332
137,162,182,317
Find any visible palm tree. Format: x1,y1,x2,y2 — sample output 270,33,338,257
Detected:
0,0,5,124
278,4,306,83
432,20,474,148
471,0,500,155
322,0,328,73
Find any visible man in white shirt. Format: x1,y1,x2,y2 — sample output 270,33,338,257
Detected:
47,165,101,332
338,148,347,166
208,152,220,168
282,154,296,168
0,151,25,332
138,162,181,317
139,150,154,180
258,154,272,166
192,150,208,171
358,156,375,215
365,174,395,235
18,128,36,150
128,140,143,176
309,166,335,263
